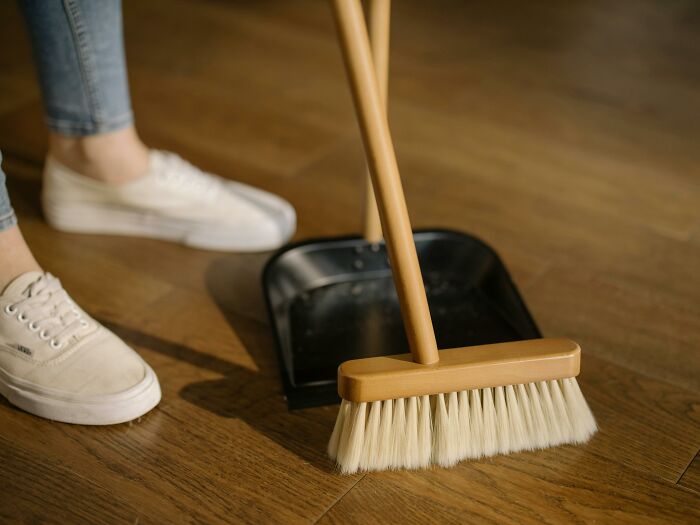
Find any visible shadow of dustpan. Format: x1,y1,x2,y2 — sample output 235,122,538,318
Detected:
263,0,539,409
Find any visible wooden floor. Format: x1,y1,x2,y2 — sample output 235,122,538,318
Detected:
1,0,699,523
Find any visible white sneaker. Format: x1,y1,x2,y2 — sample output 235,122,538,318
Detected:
42,150,296,252
0,271,161,425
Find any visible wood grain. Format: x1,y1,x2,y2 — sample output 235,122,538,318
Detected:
678,451,700,494
0,436,146,525
0,0,699,523
316,452,700,525
0,3,39,117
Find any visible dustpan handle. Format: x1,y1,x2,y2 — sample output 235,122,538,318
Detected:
362,0,389,243
332,0,439,365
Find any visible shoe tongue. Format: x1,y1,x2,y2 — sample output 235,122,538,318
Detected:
1,271,45,298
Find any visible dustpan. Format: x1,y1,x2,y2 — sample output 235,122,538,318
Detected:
262,0,540,409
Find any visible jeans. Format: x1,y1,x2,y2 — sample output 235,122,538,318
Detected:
0,154,16,232
0,0,132,232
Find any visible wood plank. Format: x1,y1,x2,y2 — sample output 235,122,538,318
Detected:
389,103,700,243
678,451,700,493
0,436,147,525
525,262,700,394
317,454,700,525
123,0,352,178
578,356,700,482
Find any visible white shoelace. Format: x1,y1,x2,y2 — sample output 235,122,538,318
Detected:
153,151,223,200
3,274,88,350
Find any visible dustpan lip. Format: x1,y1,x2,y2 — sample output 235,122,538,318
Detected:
261,227,499,286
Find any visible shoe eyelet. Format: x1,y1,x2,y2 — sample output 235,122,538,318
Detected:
39,330,50,340
17,312,29,323
80,320,89,327
50,339,62,350
28,321,40,332
4,304,17,315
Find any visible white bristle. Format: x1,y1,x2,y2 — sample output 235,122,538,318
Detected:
391,397,407,468
537,380,563,445
527,382,550,448
417,395,432,466
457,390,471,459
549,379,573,443
448,392,461,463
469,389,484,458
506,384,529,452
441,392,461,466
481,387,498,457
404,397,419,469
338,402,366,474
330,378,597,474
376,399,393,470
328,399,349,460
433,393,451,467
494,386,510,454
561,378,597,442
359,400,381,470
338,401,355,462
515,383,535,448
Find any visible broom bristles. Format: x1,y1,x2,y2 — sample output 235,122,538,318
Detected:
329,377,597,474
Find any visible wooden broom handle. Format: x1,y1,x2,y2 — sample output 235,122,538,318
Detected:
362,0,389,243
332,0,439,365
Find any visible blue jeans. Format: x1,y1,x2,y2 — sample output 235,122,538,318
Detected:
0,153,15,232
0,0,132,232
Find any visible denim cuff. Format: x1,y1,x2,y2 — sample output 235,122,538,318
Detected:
0,209,18,232
45,110,134,137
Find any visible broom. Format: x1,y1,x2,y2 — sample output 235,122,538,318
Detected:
328,0,597,474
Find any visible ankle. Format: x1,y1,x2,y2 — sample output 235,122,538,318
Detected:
48,126,150,185
0,226,42,292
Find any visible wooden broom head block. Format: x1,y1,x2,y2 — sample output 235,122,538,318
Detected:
338,338,581,403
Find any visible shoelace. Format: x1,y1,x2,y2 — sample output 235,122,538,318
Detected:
153,151,223,200
3,274,88,350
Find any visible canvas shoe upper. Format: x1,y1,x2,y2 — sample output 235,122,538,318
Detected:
42,150,296,251
0,271,160,425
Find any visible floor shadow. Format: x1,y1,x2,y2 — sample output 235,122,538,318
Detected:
103,253,337,472
5,172,43,219
0,394,17,411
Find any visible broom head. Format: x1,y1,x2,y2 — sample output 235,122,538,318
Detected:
328,338,597,473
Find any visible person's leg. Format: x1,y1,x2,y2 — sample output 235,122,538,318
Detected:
0,3,162,426
48,127,148,184
0,154,161,425
19,0,295,251
19,0,148,183
0,153,41,292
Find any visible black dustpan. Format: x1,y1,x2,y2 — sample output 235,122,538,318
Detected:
262,1,539,409
263,230,540,409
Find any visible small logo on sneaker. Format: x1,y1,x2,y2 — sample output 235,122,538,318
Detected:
8,343,33,357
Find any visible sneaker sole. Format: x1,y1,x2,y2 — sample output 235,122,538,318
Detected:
0,365,161,425
43,200,293,252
